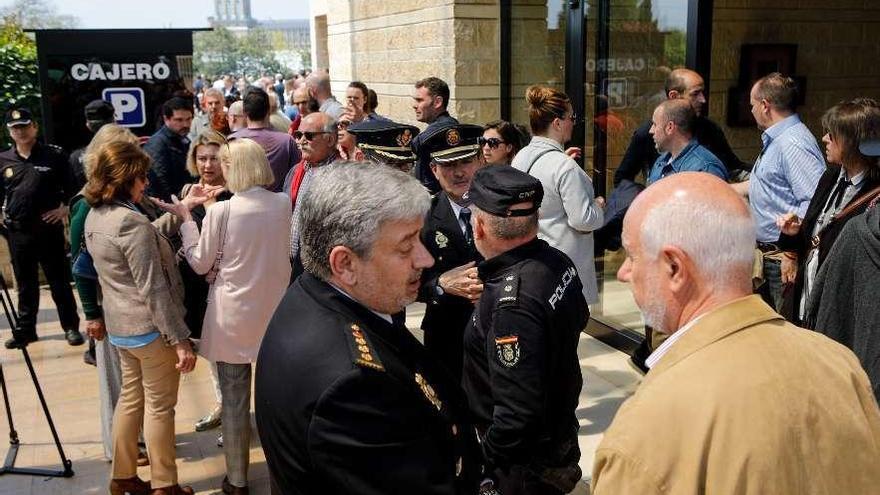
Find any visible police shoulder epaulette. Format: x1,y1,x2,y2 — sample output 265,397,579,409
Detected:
344,322,385,372
496,271,520,308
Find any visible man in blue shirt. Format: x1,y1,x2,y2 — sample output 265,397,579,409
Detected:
732,73,824,310
647,99,727,185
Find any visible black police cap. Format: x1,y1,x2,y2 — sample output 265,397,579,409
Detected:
5,107,33,127
419,123,483,164
348,119,419,162
85,99,116,123
465,165,543,217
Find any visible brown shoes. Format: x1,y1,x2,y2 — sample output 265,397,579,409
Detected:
149,485,194,495
109,476,151,495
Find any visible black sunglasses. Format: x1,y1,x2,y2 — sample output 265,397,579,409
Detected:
293,131,332,141
478,137,506,148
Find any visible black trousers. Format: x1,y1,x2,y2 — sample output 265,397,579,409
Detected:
7,222,79,333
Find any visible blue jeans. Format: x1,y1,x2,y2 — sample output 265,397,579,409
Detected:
760,257,784,312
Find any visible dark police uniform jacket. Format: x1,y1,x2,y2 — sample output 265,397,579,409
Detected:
418,193,482,382
462,238,587,490
411,112,458,194
255,272,482,495
0,142,73,228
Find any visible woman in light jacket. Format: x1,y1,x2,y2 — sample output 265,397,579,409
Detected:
159,138,292,494
512,85,605,303
85,141,210,495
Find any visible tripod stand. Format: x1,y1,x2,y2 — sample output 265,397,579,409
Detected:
0,273,73,478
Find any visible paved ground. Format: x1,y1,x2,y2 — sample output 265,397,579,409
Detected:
0,289,641,494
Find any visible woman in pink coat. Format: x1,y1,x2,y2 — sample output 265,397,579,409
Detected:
159,138,291,494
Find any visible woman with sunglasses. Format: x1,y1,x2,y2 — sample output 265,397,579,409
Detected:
511,85,605,306
480,120,524,165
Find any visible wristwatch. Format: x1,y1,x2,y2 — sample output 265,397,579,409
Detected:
434,280,445,296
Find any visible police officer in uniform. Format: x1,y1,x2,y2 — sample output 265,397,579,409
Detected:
255,162,481,494
463,165,587,495
0,108,82,348
346,119,420,173
69,99,116,191
416,123,485,383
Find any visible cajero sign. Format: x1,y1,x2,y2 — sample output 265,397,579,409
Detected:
70,62,172,81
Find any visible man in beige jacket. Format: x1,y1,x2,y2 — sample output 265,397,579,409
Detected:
591,172,880,494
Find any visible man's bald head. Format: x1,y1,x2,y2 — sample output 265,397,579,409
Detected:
620,172,755,332
665,68,707,116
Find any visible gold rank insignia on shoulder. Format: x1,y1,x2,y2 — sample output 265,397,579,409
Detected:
4,168,13,178
415,372,442,411
347,323,385,372
435,231,449,249
495,335,520,368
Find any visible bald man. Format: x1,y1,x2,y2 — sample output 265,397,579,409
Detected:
591,172,880,494
646,99,727,184
614,68,747,185
305,70,344,120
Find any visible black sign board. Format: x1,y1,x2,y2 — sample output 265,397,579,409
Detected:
33,29,200,152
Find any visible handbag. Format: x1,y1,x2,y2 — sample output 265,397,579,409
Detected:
72,242,99,280
205,201,231,285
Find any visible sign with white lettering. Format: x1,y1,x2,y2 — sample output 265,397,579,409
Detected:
71,62,172,81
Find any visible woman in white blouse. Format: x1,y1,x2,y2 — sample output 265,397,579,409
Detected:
159,138,291,494
512,85,605,304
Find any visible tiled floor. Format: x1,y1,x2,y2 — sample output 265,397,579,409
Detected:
0,289,641,494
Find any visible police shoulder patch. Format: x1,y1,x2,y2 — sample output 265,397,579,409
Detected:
496,271,519,308
495,335,520,368
344,323,385,372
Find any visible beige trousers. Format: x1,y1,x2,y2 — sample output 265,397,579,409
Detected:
112,337,180,488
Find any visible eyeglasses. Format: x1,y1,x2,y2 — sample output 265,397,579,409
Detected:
293,130,332,141
478,137,506,148
562,112,578,123
337,120,352,131
293,100,309,105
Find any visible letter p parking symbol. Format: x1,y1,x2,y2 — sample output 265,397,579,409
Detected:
102,87,146,128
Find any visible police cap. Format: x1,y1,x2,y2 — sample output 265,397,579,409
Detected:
85,99,116,124
5,107,33,127
466,165,543,217
348,119,419,162
420,124,483,165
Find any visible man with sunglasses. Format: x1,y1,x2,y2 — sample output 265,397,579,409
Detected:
416,124,486,383
285,112,343,280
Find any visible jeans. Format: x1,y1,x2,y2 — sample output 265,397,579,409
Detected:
760,257,784,312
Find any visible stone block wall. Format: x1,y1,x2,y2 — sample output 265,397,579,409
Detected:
709,1,880,163
320,0,501,128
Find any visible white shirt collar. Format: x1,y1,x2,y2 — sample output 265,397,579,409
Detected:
328,283,393,324
645,312,707,370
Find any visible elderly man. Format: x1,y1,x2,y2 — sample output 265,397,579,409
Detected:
189,87,225,140
591,172,880,494
285,112,342,278
416,124,485,383
287,85,316,135
463,165,588,495
615,68,746,185
647,99,727,184
255,162,482,494
226,101,246,133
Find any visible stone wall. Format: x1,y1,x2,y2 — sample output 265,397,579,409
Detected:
319,0,501,128
709,1,880,163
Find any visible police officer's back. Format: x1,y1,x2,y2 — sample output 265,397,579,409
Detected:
463,165,587,495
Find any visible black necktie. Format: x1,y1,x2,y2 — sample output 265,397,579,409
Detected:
828,177,852,210
459,207,473,245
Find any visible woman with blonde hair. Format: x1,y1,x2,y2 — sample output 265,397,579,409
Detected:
158,138,292,494
84,141,214,495
511,85,605,304
180,130,233,438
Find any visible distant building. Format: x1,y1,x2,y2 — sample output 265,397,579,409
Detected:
208,0,309,70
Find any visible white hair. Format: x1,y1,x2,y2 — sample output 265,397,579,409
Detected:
299,161,430,280
640,196,755,288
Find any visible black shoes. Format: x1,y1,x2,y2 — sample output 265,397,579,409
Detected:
65,328,85,346
222,476,249,494
4,331,37,349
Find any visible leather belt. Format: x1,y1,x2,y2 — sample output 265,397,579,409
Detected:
756,242,779,253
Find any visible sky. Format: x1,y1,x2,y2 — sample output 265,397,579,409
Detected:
0,0,311,29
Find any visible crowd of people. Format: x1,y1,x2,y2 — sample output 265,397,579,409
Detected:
0,64,879,495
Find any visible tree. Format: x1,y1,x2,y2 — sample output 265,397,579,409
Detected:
0,18,40,149
0,0,79,29
193,27,288,78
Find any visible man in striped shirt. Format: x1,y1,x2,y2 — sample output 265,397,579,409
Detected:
732,73,824,310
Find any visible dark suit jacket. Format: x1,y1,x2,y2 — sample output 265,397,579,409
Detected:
144,125,192,202
255,273,481,495
778,166,880,325
418,193,482,382
411,112,458,194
